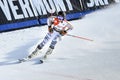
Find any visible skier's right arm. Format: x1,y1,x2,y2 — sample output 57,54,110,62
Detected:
47,16,55,33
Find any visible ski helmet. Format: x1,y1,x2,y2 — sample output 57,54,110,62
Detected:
57,11,66,19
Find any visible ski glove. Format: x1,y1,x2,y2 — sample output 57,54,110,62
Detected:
60,30,67,36
48,26,53,33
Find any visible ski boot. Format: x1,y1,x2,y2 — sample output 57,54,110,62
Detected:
28,47,41,59
43,47,53,59
19,46,41,63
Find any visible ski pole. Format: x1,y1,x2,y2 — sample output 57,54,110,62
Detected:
66,34,94,42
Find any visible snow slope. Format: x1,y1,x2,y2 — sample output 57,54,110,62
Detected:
0,3,120,80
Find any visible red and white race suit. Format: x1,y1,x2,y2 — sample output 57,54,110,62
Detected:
38,16,73,49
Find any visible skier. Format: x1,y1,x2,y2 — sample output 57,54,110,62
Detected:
19,11,73,62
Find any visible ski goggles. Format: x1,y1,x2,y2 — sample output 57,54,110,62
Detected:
57,16,64,20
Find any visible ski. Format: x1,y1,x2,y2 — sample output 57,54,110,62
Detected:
39,59,44,64
18,58,28,63
18,48,53,64
18,58,44,64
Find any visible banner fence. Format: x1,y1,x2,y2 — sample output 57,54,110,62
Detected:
0,0,119,32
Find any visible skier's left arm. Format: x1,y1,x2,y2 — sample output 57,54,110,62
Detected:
65,21,73,31
60,21,73,36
